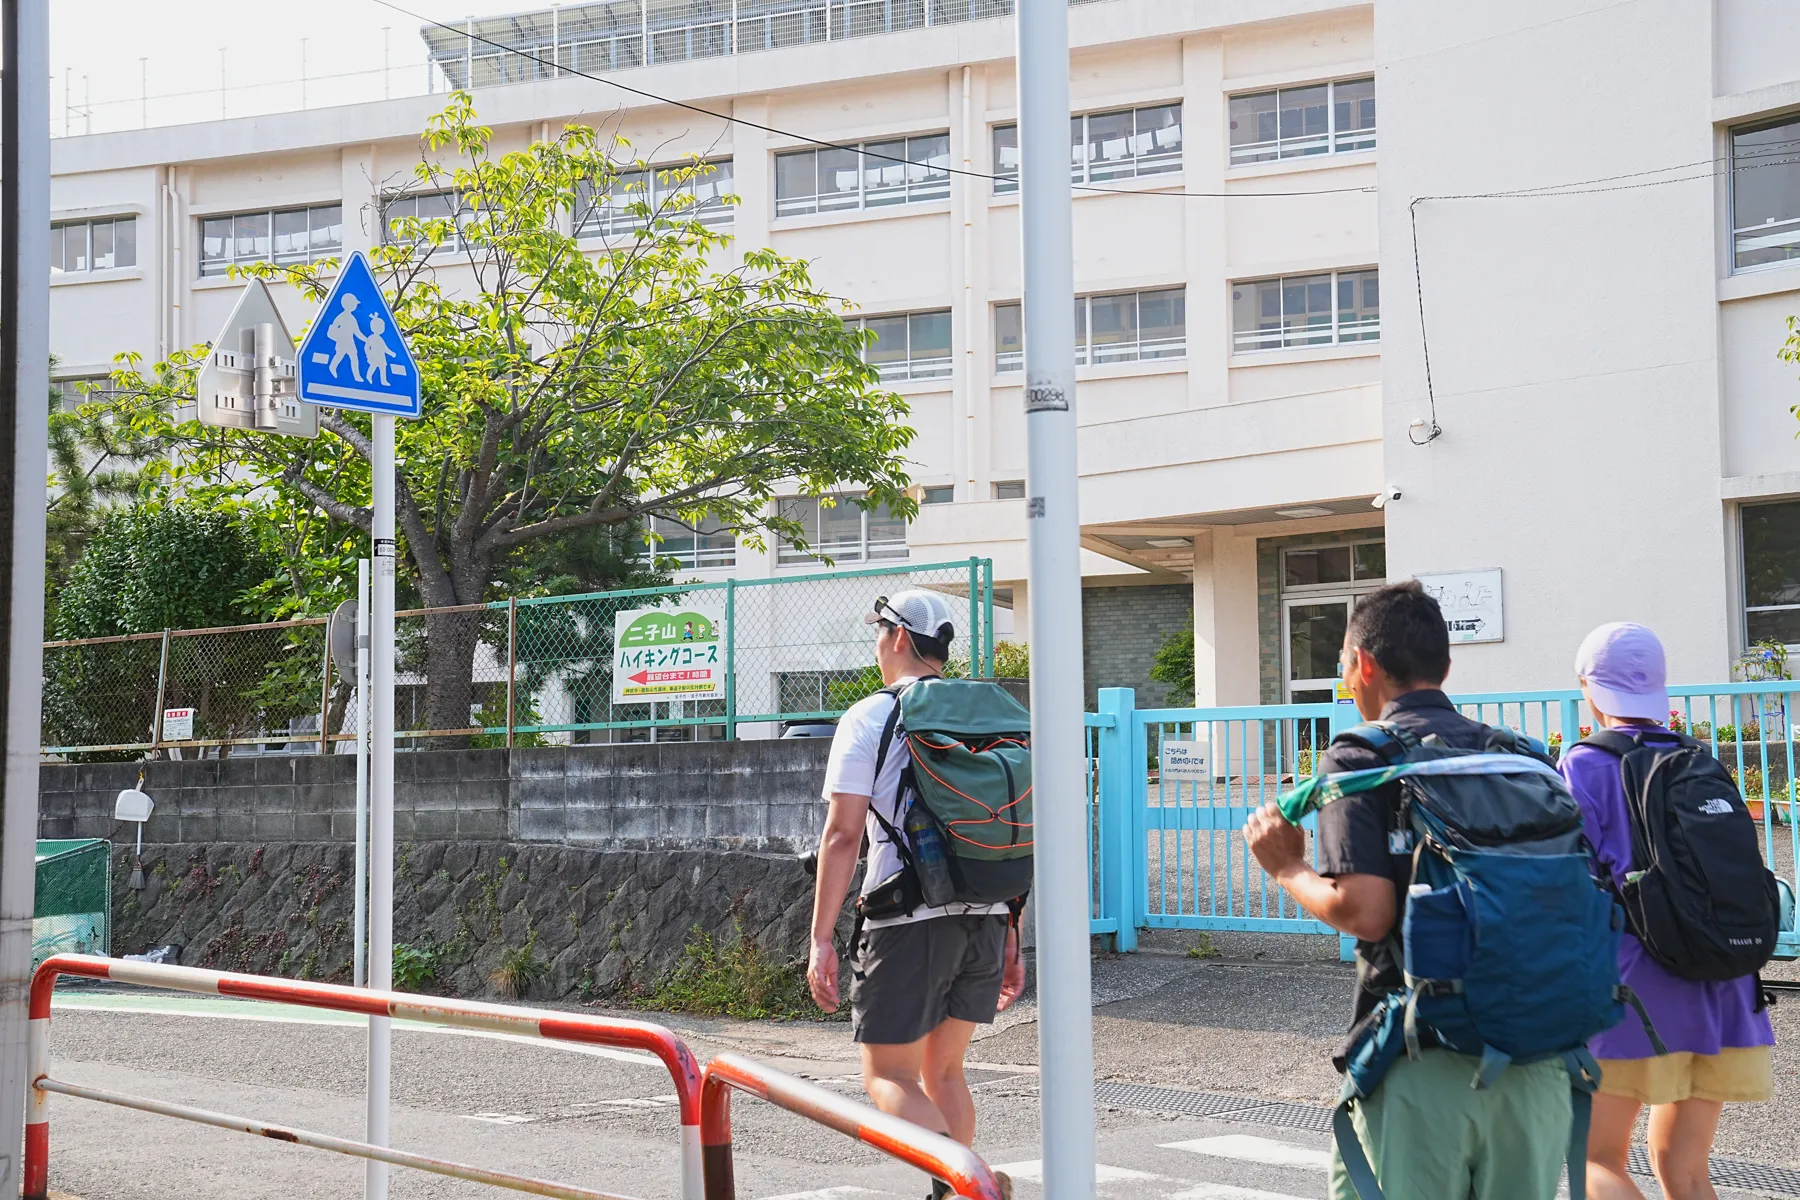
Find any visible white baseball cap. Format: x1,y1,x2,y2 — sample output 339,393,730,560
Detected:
864,589,956,644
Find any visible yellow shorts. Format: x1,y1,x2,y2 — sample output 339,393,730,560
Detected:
1597,1045,1773,1105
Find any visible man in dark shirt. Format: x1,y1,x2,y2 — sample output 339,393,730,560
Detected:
1245,581,1573,1200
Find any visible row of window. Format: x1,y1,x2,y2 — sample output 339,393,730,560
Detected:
852,272,1378,378
1731,112,1800,272
50,217,136,273
200,204,343,277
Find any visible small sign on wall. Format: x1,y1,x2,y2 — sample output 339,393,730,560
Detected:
1416,569,1505,644
1160,739,1211,780
161,707,195,741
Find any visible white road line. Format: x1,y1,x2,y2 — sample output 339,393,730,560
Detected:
990,1160,1162,1184
1159,1135,1331,1171
50,995,661,1066
1166,1187,1313,1200
460,1112,536,1125
757,1188,889,1200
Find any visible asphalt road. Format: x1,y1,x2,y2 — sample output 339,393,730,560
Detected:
31,950,1800,1200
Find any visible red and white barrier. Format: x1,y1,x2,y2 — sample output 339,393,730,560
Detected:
25,954,705,1200
699,1052,1006,1200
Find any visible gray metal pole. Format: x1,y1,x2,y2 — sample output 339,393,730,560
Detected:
353,558,370,989
1016,0,1096,1194
0,2,52,1194
365,418,397,1200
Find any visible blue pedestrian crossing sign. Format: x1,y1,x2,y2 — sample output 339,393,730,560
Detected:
296,250,421,418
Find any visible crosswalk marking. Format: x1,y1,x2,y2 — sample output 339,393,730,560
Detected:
991,1160,1162,1184
1159,1135,1332,1171
757,1188,887,1200
1166,1187,1313,1200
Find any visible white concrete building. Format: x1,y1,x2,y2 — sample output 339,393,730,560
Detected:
43,0,1800,710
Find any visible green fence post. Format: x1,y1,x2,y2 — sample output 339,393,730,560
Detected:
724,578,737,741
982,559,995,679
966,557,980,675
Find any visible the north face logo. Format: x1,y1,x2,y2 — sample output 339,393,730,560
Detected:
1699,798,1735,815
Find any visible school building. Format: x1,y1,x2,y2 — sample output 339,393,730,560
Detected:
42,0,1800,716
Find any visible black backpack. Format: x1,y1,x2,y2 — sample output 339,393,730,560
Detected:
1580,729,1779,982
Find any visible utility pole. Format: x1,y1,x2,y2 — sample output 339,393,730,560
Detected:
1,3,52,1196
1016,0,1097,1194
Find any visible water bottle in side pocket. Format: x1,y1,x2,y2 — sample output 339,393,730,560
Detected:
905,801,956,907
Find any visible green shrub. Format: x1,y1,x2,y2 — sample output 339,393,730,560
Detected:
490,930,544,1000
632,923,834,1021
392,942,442,992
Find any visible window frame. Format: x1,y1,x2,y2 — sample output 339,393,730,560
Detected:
992,102,1185,195
776,493,909,566
199,204,340,277
576,158,735,239
1227,76,1377,167
774,133,951,218
1728,113,1800,275
1741,499,1800,648
994,286,1187,373
1280,539,1387,596
853,309,953,383
50,216,137,275
644,513,737,570
1230,268,1380,354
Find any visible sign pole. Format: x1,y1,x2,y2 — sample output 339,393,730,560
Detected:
0,3,50,1193
1017,0,1097,1193
365,419,396,1200
353,558,370,988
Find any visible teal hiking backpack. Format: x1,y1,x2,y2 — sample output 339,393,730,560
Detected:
1280,721,1661,1200
872,677,1034,906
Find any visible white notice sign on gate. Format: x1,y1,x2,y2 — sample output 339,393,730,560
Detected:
162,708,195,741
1160,740,1211,781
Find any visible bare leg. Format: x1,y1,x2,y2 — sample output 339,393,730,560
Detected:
1586,1092,1646,1200
862,1037,949,1136
1647,1098,1723,1200
920,1017,980,1146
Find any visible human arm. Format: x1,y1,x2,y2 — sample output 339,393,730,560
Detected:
806,790,870,1012
996,924,1025,1011
1243,803,1398,941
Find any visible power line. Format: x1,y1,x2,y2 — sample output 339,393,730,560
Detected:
368,0,1376,201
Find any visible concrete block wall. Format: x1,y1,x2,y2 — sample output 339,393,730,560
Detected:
1080,584,1194,709
39,738,834,854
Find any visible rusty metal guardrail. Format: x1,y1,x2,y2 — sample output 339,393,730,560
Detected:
25,953,705,1200
699,1051,1005,1200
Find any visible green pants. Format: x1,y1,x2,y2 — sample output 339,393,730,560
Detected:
1329,1050,1574,1200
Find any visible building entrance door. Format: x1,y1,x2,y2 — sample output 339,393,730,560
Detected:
1284,597,1350,705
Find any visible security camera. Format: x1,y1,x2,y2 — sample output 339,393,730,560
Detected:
1371,486,1402,510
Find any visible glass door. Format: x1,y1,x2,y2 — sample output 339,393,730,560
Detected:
1284,597,1350,704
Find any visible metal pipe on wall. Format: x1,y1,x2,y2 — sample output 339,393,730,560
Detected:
0,2,53,1193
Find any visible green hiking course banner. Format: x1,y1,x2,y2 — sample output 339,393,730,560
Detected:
611,605,727,703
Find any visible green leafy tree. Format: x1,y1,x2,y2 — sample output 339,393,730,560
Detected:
103,96,913,736
43,502,280,757
45,372,169,625
1782,315,1800,435
1149,620,1196,706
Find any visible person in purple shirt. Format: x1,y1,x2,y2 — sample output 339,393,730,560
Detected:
1561,622,1774,1200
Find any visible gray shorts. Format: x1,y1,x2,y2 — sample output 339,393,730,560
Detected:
850,914,1008,1045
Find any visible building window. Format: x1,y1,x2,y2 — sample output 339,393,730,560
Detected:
1232,269,1379,353
200,205,340,277
51,217,136,274
921,486,955,505
854,310,952,382
992,103,1182,194
1229,77,1376,165
775,134,950,218
1730,115,1800,272
644,514,736,569
992,480,1025,500
1744,500,1800,646
576,159,734,238
53,375,121,412
777,493,907,565
1282,540,1386,590
994,287,1186,373
380,191,476,248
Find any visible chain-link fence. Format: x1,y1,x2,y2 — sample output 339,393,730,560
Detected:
40,558,998,759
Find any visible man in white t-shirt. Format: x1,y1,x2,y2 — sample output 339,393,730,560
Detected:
807,590,1024,1193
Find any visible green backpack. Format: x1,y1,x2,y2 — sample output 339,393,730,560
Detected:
875,677,1034,905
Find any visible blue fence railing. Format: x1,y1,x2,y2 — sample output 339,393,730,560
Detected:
1086,682,1800,958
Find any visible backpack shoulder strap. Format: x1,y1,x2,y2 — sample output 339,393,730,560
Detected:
1577,729,1642,759
1334,720,1417,764
870,685,906,784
